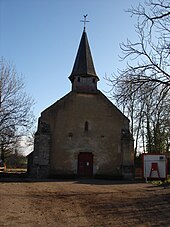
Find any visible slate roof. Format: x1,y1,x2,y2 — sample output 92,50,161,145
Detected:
69,30,99,82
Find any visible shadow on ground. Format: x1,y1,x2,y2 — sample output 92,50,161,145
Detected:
0,172,145,185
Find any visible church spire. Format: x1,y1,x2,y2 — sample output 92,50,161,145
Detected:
69,16,99,93
69,30,98,81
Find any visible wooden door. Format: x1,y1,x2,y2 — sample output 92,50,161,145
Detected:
78,152,93,177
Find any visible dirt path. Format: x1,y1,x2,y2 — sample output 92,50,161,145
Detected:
0,179,170,226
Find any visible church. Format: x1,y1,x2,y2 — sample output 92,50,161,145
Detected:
27,23,134,179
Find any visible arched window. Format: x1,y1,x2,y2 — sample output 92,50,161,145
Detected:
78,77,80,82
84,121,89,131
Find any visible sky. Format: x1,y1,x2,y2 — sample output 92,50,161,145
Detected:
0,0,142,124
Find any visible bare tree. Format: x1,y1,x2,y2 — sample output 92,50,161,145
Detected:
111,0,170,98
106,0,170,155
108,75,169,155
0,58,35,161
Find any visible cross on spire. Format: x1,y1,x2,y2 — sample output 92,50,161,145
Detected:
81,14,89,31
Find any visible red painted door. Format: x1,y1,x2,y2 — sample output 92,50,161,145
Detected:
78,152,93,177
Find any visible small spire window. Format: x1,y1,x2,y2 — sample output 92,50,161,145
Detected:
92,78,95,83
78,77,80,82
84,121,89,131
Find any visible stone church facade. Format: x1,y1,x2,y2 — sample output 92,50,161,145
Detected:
27,28,134,179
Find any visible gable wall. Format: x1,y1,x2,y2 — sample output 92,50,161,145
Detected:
40,91,130,176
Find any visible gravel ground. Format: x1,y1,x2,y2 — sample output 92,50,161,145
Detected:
0,178,170,227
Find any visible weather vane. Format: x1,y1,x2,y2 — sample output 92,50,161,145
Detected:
81,14,89,31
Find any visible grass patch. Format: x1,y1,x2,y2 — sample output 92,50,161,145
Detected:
6,168,27,173
150,175,170,187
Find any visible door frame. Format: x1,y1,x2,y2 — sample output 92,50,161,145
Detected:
77,152,93,177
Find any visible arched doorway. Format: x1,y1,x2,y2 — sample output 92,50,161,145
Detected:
78,152,93,177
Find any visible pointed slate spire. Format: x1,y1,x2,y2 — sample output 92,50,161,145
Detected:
69,30,99,82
